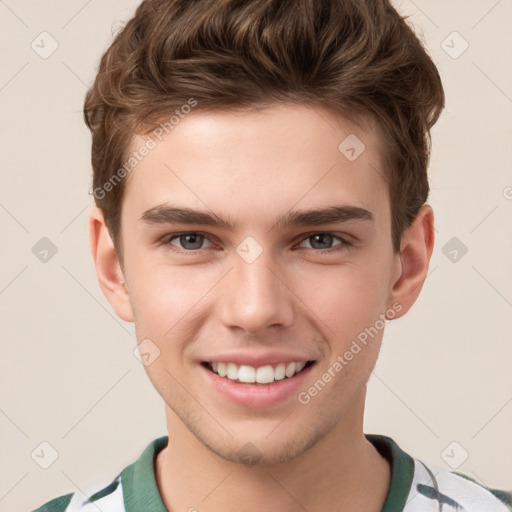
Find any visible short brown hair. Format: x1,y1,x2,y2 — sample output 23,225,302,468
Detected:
84,0,444,256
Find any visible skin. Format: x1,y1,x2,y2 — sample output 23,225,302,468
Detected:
90,104,434,512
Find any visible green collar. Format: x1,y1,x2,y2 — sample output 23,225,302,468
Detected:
120,435,168,512
366,434,415,511
121,434,414,512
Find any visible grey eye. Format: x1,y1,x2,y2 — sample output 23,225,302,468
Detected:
301,233,341,250
170,233,211,250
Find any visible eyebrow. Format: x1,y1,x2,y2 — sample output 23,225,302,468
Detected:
140,204,374,231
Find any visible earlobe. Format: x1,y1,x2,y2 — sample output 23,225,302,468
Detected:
387,204,435,319
89,207,134,322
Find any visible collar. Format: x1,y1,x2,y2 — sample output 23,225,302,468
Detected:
120,433,414,512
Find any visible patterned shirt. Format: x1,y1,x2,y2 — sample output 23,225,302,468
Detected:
32,434,512,512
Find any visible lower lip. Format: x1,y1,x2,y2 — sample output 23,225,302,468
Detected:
200,363,315,407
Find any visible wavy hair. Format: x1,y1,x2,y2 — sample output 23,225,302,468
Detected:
84,0,445,254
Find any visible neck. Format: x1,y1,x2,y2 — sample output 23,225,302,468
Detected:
155,391,390,512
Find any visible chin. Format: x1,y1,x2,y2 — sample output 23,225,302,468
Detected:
198,424,330,467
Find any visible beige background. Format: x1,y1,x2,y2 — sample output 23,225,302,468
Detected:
0,1,511,511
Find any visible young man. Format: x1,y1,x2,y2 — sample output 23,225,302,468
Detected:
33,0,511,511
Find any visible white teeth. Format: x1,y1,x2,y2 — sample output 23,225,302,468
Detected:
296,361,306,372
274,363,286,380
255,365,274,384
238,365,256,383
217,362,227,377
208,360,310,384
285,362,296,378
227,363,238,380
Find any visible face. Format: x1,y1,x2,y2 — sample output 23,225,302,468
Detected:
114,104,404,465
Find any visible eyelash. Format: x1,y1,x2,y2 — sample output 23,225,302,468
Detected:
159,231,353,255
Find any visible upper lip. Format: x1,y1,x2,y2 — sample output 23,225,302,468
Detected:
201,352,316,367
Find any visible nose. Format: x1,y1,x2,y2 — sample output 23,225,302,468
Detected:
218,250,294,335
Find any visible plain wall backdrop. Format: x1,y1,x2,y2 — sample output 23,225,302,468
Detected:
1,1,511,511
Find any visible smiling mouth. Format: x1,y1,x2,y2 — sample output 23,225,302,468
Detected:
201,360,315,385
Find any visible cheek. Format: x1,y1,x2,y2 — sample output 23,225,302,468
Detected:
291,261,390,341
127,262,221,339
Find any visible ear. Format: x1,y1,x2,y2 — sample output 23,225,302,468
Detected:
89,207,134,322
387,204,434,319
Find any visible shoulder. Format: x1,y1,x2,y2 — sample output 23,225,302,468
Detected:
30,473,124,512
366,434,511,512
31,493,74,512
406,458,512,511
30,436,168,512
31,473,124,512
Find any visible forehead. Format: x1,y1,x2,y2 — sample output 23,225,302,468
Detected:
122,104,389,227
